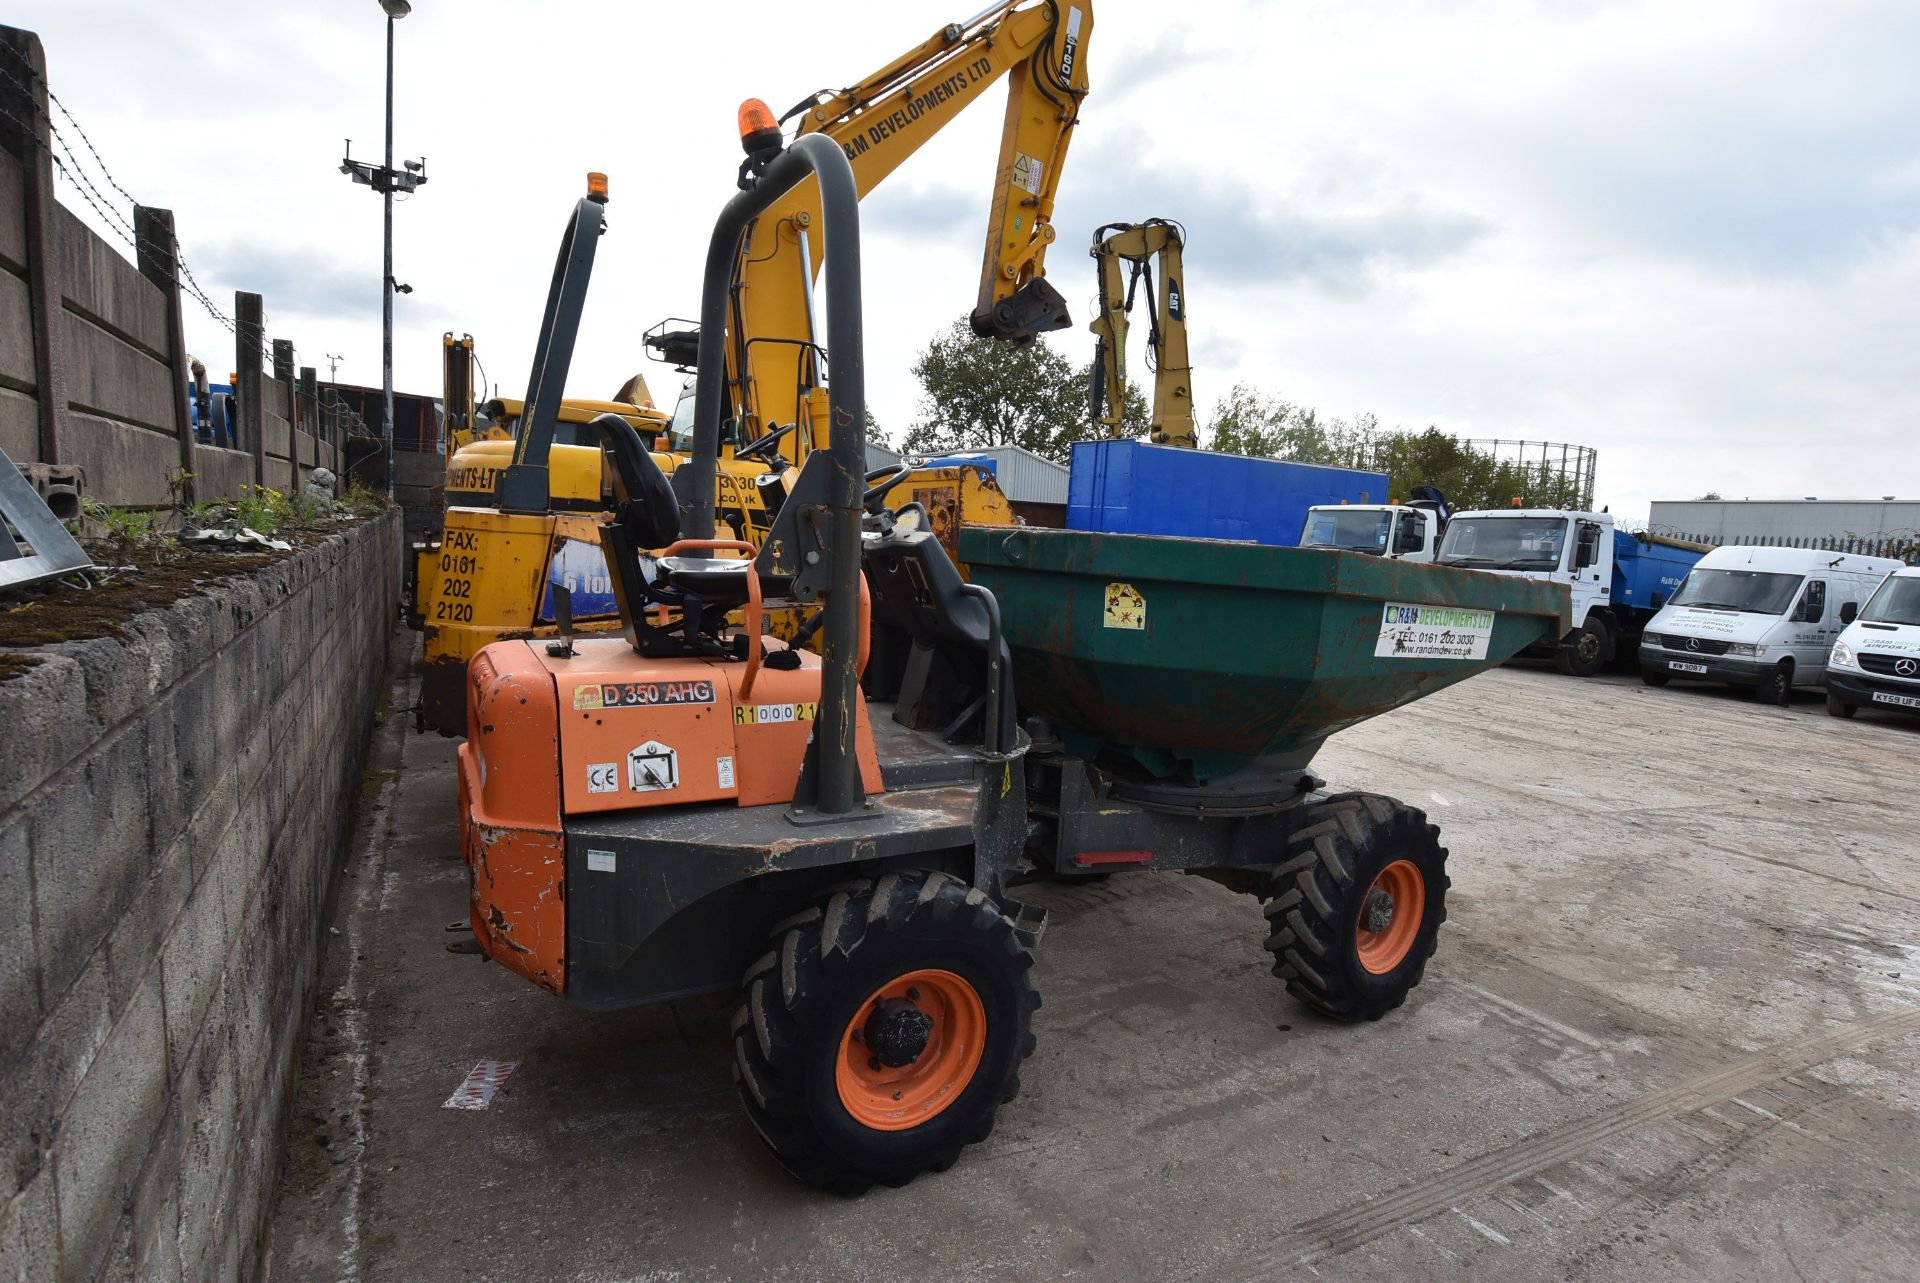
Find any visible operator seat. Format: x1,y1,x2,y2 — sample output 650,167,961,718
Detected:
591,413,757,638
862,528,1015,748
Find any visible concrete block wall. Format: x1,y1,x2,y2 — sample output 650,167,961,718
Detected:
0,140,42,466
0,509,401,1282
49,201,180,509
250,375,339,499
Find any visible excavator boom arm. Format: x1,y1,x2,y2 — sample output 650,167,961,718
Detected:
1088,218,1195,448
727,2,1093,442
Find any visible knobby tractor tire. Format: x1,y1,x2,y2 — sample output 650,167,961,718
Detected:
730,870,1038,1195
1826,692,1857,718
1263,793,1449,1022
1554,619,1608,677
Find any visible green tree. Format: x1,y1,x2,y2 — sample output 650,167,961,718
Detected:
904,318,1145,462
1205,384,1379,469
1204,385,1589,510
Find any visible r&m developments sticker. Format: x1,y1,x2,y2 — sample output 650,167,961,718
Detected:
735,702,818,725
574,679,717,711
1375,602,1495,661
1103,582,1145,630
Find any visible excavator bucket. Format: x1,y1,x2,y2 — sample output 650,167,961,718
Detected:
970,277,1073,343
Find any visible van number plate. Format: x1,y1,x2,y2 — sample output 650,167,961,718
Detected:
1872,691,1920,709
1669,661,1708,674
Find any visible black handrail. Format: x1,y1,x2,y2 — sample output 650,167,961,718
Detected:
495,190,607,513
685,134,867,816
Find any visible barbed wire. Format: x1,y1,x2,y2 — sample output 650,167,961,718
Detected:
0,43,262,356
0,50,388,450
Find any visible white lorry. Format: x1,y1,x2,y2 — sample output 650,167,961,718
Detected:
1824,563,1920,719
1434,509,1706,676
1638,545,1902,705
1298,488,1448,562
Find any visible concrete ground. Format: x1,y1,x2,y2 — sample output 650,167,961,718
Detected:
266,650,1920,1282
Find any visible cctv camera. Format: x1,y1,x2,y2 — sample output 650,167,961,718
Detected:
404,159,424,173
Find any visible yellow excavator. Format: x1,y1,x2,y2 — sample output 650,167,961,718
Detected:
713,0,1091,440
404,331,667,618
1089,217,1196,448
434,329,666,509
645,0,1094,547
414,1,1094,735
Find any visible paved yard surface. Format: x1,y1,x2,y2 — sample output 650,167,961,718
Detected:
267,651,1920,1282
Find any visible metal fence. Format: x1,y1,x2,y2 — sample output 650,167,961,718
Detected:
1457,439,1598,511
1650,528,1920,565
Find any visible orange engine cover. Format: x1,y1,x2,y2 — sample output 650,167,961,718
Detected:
546,637,881,813
460,635,883,995
461,644,568,993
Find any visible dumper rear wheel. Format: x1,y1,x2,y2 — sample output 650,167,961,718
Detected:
1262,794,1448,1022
730,870,1038,1195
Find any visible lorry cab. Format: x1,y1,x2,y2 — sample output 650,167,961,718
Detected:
1299,502,1439,562
1437,509,1706,676
1824,564,1920,719
1638,546,1902,705
1437,509,1616,675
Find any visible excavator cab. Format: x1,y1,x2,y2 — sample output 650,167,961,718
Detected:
459,135,1040,1195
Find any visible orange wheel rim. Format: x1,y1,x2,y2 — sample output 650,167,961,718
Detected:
1355,860,1425,975
834,969,986,1131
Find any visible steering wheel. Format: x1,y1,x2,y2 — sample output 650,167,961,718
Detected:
863,463,915,513
736,420,798,460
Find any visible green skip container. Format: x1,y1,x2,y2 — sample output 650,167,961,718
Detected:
959,526,1570,780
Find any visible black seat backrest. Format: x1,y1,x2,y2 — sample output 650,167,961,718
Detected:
590,411,678,548
866,531,992,647
862,530,1014,746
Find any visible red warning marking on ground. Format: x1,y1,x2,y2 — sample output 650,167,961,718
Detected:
443,1059,517,1110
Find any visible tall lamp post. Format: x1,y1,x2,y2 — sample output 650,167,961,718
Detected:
339,0,426,496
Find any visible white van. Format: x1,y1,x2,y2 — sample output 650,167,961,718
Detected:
1825,564,1920,719
1637,546,1903,705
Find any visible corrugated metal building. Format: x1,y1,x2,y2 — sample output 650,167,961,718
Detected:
941,445,1070,503
1650,498,1920,546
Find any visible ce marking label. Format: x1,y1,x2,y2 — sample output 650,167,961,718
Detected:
586,761,619,794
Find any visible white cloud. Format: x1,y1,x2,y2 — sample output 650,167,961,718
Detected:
17,0,1918,520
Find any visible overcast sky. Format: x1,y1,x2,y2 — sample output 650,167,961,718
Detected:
18,0,1919,520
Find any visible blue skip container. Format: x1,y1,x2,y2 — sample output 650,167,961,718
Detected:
1066,439,1390,546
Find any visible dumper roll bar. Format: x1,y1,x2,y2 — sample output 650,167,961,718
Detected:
495,187,608,514
685,133,868,818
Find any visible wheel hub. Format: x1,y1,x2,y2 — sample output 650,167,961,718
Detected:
1362,887,1396,934
864,997,934,1068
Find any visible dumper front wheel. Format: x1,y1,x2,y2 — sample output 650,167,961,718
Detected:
1262,794,1448,1022
730,870,1038,1195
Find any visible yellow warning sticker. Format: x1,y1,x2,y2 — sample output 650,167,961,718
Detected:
1103,582,1145,630
735,702,819,725
1013,152,1044,195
